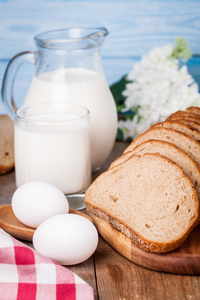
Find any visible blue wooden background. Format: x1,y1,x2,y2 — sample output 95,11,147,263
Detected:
0,0,200,114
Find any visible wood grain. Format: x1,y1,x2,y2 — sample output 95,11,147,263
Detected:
87,210,200,275
0,0,200,115
68,256,98,300
0,0,200,57
95,236,200,300
1,142,200,299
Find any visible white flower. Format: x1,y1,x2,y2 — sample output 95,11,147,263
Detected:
119,42,200,140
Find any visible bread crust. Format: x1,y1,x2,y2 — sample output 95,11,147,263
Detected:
124,128,200,169
85,154,199,253
166,110,200,121
152,121,200,142
186,106,200,116
0,115,14,175
86,107,200,254
109,139,200,201
86,205,198,253
170,116,200,124
159,119,200,132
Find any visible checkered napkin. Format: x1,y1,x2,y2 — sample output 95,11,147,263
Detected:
0,228,94,300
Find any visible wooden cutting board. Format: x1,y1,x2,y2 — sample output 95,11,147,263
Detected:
86,209,200,275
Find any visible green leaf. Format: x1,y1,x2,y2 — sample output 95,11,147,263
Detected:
116,104,126,113
110,75,128,107
116,128,124,141
171,38,192,61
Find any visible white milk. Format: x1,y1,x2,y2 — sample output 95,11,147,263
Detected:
14,114,91,194
24,68,117,170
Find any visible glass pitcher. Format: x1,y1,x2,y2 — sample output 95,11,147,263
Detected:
2,27,118,171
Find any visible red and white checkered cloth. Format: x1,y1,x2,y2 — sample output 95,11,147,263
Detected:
0,228,94,300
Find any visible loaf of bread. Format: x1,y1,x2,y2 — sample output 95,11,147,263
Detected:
0,115,14,174
124,127,200,167
162,119,200,132
170,116,200,124
166,111,200,122
109,139,200,199
152,121,200,142
85,106,200,253
186,106,200,116
85,154,199,253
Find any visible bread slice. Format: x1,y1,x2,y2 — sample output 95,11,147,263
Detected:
186,106,200,116
110,140,200,199
152,121,200,142
85,153,199,253
166,111,200,122
124,127,200,169
169,116,200,124
0,115,14,174
168,119,200,131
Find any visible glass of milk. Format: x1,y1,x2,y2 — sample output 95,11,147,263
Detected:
14,103,91,210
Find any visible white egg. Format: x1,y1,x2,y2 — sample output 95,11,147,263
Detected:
12,181,69,228
33,214,98,265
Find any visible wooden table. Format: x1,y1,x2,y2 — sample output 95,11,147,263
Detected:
1,141,200,300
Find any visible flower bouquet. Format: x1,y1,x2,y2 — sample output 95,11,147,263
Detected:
110,38,200,141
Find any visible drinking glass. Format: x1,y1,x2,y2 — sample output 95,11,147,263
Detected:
14,103,91,210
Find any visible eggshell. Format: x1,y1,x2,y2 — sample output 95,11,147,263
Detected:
12,181,69,228
33,214,98,265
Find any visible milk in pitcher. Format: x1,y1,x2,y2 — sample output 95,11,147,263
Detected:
24,68,118,170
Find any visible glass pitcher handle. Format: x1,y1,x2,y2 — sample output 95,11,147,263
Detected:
1,51,36,120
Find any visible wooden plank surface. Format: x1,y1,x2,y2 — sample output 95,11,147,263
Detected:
0,0,200,57
1,142,200,299
0,0,200,115
88,210,200,275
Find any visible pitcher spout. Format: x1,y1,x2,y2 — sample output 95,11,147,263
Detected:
34,27,109,51
86,27,109,48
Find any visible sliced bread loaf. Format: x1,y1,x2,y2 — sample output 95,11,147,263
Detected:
152,121,200,142
124,127,200,169
186,106,200,116
166,111,200,122
169,116,200,124
166,119,200,132
0,115,14,174
110,140,200,199
85,153,199,253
